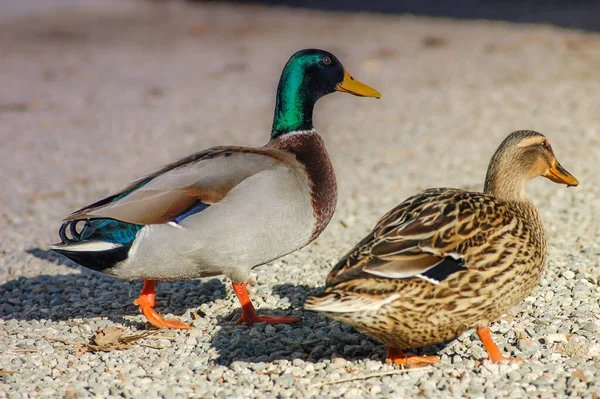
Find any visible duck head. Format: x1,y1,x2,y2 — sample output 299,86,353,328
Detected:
271,49,380,138
483,130,579,201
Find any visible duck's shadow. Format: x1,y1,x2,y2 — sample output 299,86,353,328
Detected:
1,248,228,327
210,283,446,366
6,249,446,365
211,283,377,366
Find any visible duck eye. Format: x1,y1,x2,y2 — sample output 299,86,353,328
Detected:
322,56,332,66
540,140,548,147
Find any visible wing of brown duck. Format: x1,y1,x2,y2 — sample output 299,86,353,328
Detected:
325,188,526,287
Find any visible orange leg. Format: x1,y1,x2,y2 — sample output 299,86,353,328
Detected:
385,346,439,367
477,327,523,362
232,282,299,326
133,280,191,330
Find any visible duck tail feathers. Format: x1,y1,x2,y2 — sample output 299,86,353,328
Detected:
305,290,400,313
49,219,138,272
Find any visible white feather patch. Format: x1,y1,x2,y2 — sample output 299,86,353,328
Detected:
280,129,317,138
50,241,121,252
307,293,400,313
420,246,464,260
365,268,421,279
167,221,185,229
416,274,440,285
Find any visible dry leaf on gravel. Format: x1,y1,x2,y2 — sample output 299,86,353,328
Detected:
75,342,87,356
91,327,128,347
77,327,173,354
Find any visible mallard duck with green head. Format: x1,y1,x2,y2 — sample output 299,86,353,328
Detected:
51,49,381,329
305,130,578,366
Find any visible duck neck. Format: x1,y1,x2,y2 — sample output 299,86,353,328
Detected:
483,161,528,202
271,68,317,138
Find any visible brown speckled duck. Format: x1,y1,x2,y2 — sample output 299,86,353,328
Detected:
305,130,578,366
50,49,380,330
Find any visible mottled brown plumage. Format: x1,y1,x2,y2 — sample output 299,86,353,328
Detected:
305,130,579,366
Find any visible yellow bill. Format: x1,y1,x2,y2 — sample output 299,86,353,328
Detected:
336,71,381,98
544,161,579,187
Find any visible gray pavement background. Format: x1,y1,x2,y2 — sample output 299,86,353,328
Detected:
0,1,599,398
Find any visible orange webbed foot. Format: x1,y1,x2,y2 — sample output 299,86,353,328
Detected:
386,347,439,368
386,355,440,368
477,327,523,363
134,280,191,330
232,282,299,326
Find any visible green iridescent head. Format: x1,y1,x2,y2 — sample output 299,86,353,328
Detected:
271,49,380,138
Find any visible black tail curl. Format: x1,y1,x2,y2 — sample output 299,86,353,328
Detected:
58,220,88,244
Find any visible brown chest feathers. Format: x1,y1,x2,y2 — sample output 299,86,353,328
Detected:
271,131,338,242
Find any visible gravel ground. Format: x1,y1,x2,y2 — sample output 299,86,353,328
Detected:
1,2,600,398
